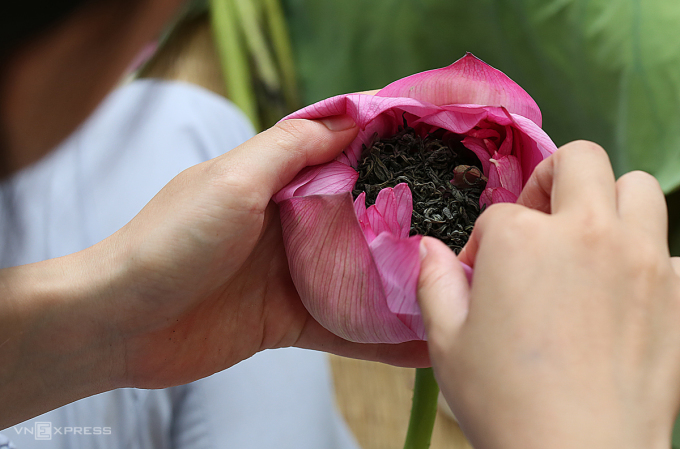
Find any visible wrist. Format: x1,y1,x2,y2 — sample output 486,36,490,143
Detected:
0,240,127,428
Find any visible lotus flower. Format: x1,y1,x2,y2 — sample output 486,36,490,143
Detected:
273,54,557,343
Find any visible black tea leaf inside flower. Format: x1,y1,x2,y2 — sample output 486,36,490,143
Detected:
352,119,487,254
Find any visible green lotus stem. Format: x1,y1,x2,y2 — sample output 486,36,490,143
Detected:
403,367,439,449
262,0,300,108
209,0,261,130
233,0,280,93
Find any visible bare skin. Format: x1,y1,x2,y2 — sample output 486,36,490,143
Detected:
418,141,680,449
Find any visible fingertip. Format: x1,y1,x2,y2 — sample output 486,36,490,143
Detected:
419,236,451,261
559,139,607,154
551,140,617,213
417,237,470,342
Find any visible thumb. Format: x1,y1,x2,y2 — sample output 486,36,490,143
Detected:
417,237,471,344
217,116,358,204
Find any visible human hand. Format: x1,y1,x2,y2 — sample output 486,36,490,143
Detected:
93,116,429,389
417,141,680,449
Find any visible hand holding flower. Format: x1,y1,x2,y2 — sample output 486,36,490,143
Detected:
0,117,430,429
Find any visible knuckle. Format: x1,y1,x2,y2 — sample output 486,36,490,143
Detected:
272,119,317,148
204,158,267,213
627,238,665,277
477,203,536,238
573,207,612,243
267,119,319,170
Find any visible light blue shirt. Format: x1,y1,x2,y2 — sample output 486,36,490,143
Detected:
0,80,358,449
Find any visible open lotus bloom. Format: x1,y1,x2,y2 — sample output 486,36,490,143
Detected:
273,54,558,343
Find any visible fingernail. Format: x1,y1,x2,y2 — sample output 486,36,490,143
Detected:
320,115,356,131
419,239,428,261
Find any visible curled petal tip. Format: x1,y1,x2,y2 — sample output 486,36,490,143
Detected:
378,53,543,127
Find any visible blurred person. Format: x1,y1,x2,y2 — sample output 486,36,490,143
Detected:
0,0,428,447
1,78,360,449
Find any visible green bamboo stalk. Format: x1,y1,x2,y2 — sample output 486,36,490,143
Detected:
261,0,300,109
233,0,281,93
209,0,261,130
403,368,440,449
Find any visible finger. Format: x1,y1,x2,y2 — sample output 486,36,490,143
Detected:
516,154,553,213
457,231,478,268
219,116,358,201
616,171,668,242
417,237,471,346
519,141,617,215
295,319,431,368
457,202,520,269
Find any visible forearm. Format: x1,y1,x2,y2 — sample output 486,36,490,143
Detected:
0,244,124,429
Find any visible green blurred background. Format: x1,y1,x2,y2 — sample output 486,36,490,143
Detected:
194,0,680,254
159,0,680,445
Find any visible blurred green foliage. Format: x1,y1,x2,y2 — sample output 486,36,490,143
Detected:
285,0,680,193
209,0,300,130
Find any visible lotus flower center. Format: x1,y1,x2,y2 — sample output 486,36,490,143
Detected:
352,122,487,254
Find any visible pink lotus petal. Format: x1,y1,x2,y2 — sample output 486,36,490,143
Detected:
392,183,414,238
279,192,421,343
285,96,494,165
369,232,425,340
283,95,546,170
353,192,378,244
274,55,559,345
461,136,492,174
480,189,492,208
498,125,513,156
493,188,519,203
377,53,543,127
468,128,500,141
484,138,499,155
373,184,413,238
353,191,367,217
509,113,558,184
367,205,393,238
286,94,438,129
488,155,522,197
411,105,490,134
481,187,519,208
294,161,359,197
462,262,473,284
274,161,358,202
